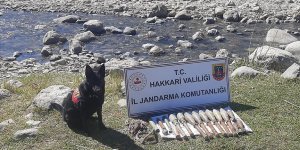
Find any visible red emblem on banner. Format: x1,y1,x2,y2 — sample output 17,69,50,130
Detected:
212,64,225,81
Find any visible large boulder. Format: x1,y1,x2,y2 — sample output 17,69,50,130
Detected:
148,4,169,18
32,85,71,109
69,39,83,54
281,63,300,79
43,31,67,45
266,29,298,44
285,41,300,59
0,89,11,100
53,15,80,23
249,46,297,72
74,31,96,43
175,10,192,20
223,10,240,22
83,20,105,35
231,66,262,78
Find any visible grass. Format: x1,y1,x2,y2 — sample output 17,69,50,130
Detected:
0,71,299,150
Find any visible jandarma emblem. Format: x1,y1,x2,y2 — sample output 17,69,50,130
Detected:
129,72,147,91
212,63,225,81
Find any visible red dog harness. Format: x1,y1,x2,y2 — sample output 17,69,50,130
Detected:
71,88,80,106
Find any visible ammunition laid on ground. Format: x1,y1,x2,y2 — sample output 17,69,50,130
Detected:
184,112,209,140
219,108,238,136
149,120,160,133
191,111,213,139
212,109,233,137
227,109,246,133
157,118,168,135
205,109,227,136
199,110,220,137
163,117,173,134
169,114,187,138
177,113,195,137
226,109,240,132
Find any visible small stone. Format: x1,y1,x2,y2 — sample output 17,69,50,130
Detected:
43,31,66,45
216,49,231,58
69,39,83,54
178,24,186,30
26,120,41,126
231,66,262,77
34,25,46,30
0,89,11,100
18,69,29,74
223,10,240,22
215,36,225,42
177,40,193,48
6,80,23,88
207,29,219,36
149,46,165,56
123,27,136,35
147,31,157,38
145,17,158,23
3,57,16,61
199,53,213,60
175,47,183,55
142,43,155,50
175,10,192,20
53,15,80,23
192,32,204,41
50,55,61,62
281,63,300,79
13,51,22,58
203,17,215,25
117,99,127,108
41,45,53,57
215,7,225,18
226,25,237,32
83,20,105,35
25,113,33,120
104,26,123,34
74,31,96,43
14,128,38,139
0,119,15,131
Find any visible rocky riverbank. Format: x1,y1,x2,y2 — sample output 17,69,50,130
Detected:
1,0,300,23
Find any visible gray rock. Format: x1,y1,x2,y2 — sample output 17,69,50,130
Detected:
69,39,83,54
223,10,240,22
123,27,136,35
178,24,186,30
53,15,80,23
83,20,105,35
113,5,127,12
26,120,41,126
231,66,262,77
175,47,183,55
249,46,297,72
266,29,298,44
41,45,53,57
192,32,204,41
24,113,33,120
43,31,66,45
144,17,158,23
175,10,192,20
281,63,300,79
0,119,15,131
226,25,237,32
292,13,300,22
199,53,213,60
106,58,140,71
18,69,30,74
225,1,236,6
285,41,300,59
216,49,231,58
54,59,67,65
0,89,11,100
215,36,225,42
177,40,193,48
149,46,165,56
215,7,225,18
117,99,127,108
142,43,155,50
148,4,169,18
74,31,96,43
34,25,46,30
203,17,215,25
14,128,38,139
207,29,219,36
13,51,22,58
147,31,157,38
3,57,16,61
240,17,248,23
32,85,71,109
49,55,61,62
104,26,123,34
6,79,23,88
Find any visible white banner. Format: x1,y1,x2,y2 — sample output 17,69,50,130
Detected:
124,58,230,117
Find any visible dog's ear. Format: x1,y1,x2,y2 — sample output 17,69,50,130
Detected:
85,64,97,82
97,63,105,78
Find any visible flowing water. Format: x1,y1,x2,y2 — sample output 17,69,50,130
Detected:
0,10,299,63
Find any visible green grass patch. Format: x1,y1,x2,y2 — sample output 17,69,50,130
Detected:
0,72,299,149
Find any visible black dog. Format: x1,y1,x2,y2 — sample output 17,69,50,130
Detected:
51,64,106,134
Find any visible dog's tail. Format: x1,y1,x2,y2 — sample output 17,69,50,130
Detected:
50,102,64,114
